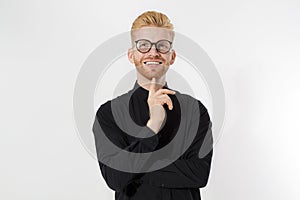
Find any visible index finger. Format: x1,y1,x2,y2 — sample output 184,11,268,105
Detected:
157,88,176,95
149,77,156,96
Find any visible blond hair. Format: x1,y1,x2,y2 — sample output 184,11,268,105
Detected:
130,11,174,43
131,11,174,30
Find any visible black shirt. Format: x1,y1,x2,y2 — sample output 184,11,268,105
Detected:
92,81,213,200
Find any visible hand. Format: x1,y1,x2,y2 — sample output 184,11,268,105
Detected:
146,77,176,133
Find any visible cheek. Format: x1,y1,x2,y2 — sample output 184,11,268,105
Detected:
134,53,143,62
133,54,144,65
164,54,173,63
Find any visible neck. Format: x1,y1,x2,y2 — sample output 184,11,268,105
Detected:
136,73,166,91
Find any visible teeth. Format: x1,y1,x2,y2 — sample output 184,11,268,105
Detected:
144,61,162,65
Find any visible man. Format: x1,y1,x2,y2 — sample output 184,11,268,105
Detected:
92,11,213,200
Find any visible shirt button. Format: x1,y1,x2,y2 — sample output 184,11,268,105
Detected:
161,183,165,187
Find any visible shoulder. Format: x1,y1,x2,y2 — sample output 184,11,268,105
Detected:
172,89,208,110
95,100,112,124
95,91,132,118
171,89,210,121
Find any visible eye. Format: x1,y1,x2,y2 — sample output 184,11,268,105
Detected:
157,41,171,51
157,43,168,49
140,43,149,47
137,40,150,48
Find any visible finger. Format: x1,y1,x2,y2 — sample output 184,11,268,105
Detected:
165,98,173,110
167,99,173,110
156,89,176,95
157,94,172,99
149,77,156,96
160,96,173,110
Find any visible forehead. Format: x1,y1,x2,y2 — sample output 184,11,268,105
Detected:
132,27,173,42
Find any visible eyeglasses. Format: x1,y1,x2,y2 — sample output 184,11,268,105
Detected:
135,39,173,54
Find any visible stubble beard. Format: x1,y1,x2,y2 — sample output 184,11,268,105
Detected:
134,58,170,80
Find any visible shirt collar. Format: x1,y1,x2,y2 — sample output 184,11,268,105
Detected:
132,80,169,91
131,80,169,100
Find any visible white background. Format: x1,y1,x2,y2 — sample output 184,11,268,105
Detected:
1,0,300,199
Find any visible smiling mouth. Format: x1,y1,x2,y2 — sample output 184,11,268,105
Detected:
143,61,162,65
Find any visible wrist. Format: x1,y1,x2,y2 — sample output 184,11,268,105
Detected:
147,119,163,133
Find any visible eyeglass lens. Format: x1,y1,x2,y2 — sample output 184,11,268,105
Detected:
136,40,171,53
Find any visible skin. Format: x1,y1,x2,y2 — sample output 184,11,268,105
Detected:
127,27,177,133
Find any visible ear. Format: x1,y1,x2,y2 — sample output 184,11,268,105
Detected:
128,48,134,64
169,50,176,65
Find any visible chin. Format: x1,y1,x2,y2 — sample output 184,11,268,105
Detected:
149,74,165,80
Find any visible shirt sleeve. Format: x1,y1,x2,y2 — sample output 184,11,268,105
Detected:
140,100,214,189
92,101,159,192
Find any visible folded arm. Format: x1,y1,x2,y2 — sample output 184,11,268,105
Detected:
140,101,214,188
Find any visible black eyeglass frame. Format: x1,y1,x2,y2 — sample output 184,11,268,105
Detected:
134,39,173,54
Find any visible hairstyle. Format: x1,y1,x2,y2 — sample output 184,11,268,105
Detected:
130,11,174,44
131,11,174,30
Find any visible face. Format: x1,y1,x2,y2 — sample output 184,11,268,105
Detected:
128,27,176,80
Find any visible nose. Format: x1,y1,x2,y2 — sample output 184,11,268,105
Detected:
147,45,160,56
